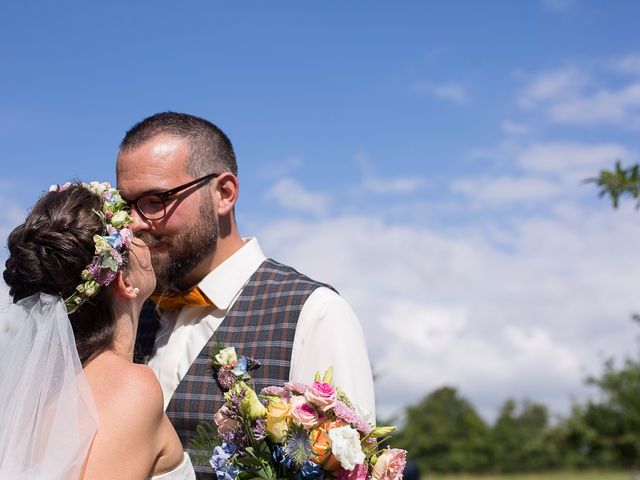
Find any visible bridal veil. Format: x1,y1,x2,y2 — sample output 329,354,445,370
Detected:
0,293,98,478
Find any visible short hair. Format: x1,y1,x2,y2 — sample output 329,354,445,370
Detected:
119,111,238,177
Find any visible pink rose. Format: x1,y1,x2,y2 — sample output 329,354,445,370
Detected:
339,463,368,480
291,397,321,429
214,406,239,435
304,381,337,411
371,448,407,480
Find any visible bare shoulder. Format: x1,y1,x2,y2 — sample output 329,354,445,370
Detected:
82,354,170,478
85,355,164,425
111,362,164,419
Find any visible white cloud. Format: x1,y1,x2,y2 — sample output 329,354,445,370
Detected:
549,82,640,128
452,175,560,206
455,141,634,207
516,141,636,183
518,67,587,108
0,281,17,352
518,64,640,129
359,177,424,195
0,194,26,352
255,204,640,421
415,82,468,105
502,120,531,135
0,194,25,247
264,178,331,217
609,54,640,76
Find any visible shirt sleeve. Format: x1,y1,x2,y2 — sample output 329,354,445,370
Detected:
289,287,376,422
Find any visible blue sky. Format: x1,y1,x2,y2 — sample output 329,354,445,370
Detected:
2,0,640,421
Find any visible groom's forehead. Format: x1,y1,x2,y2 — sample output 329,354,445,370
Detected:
116,137,190,192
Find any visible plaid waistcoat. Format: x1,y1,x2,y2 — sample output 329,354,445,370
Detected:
134,259,334,479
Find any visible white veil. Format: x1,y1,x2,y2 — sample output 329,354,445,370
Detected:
0,293,98,479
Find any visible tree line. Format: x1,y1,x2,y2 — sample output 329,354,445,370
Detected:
392,318,639,474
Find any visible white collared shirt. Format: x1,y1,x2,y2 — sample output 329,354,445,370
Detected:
148,238,376,420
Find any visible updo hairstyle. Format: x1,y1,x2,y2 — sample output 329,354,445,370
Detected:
3,184,121,365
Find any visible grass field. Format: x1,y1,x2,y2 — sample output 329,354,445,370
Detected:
427,471,631,480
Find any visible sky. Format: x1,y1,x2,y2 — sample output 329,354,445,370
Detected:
2,0,640,422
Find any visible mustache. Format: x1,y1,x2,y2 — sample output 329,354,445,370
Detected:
136,232,168,248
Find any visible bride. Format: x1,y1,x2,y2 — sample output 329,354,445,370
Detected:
0,181,196,479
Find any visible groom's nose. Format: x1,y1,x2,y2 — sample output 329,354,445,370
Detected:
129,208,151,233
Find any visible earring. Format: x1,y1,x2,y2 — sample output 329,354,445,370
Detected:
133,287,140,296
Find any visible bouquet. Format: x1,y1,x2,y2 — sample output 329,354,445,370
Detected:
191,346,406,480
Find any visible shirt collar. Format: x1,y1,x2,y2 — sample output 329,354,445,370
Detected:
197,237,266,310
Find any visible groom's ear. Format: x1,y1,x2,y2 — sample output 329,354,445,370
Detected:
112,271,137,300
214,172,238,217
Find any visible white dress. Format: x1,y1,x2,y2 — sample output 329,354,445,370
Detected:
150,453,196,479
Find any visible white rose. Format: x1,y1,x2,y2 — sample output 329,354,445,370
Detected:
111,210,130,228
215,347,238,366
328,425,365,471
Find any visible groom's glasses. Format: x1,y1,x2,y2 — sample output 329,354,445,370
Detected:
129,172,220,221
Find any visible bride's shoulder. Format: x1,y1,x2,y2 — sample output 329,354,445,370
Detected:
85,353,164,421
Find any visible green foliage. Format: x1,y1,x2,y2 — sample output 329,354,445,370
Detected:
492,400,561,472
586,160,640,208
394,387,493,473
581,357,640,467
189,421,221,466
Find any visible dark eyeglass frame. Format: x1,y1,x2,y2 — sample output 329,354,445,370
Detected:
130,172,220,220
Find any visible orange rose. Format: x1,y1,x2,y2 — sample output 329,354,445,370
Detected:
309,420,346,472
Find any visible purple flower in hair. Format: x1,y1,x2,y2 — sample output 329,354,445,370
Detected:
96,268,117,286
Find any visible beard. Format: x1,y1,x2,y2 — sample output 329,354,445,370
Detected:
139,196,218,292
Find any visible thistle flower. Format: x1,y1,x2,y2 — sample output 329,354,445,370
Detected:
286,425,313,467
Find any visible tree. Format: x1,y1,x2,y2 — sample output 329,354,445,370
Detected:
586,163,640,472
394,386,494,473
492,399,561,471
587,160,640,208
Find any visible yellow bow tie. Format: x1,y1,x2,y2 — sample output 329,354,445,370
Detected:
150,287,214,312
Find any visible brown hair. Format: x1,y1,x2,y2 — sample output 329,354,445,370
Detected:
119,111,238,177
3,184,119,365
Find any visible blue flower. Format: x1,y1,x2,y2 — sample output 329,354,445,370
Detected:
272,445,293,470
210,446,239,480
216,465,239,480
232,357,248,376
221,442,237,456
104,233,122,249
297,461,324,480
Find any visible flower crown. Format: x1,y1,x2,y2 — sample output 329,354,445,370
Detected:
49,181,134,313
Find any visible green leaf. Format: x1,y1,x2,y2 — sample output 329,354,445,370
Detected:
188,421,221,466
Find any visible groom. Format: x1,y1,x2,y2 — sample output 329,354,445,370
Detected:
116,112,375,478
